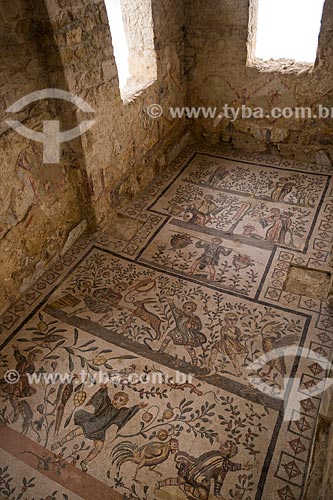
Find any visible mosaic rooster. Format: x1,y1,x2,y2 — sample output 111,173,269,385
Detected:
112,438,179,480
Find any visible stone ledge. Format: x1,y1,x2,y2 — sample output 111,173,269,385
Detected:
247,57,313,75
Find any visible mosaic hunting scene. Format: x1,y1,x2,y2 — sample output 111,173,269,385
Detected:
1,147,333,500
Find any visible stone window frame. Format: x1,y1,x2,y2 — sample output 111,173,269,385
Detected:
247,0,326,74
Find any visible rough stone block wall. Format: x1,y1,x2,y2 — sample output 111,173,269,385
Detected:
41,0,187,229
0,0,93,314
185,0,333,165
0,0,187,314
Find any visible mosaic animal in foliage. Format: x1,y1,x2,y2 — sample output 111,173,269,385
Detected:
112,438,179,480
0,346,41,423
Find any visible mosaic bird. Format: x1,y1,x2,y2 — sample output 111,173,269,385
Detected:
54,375,78,435
260,322,299,378
112,438,179,480
125,278,157,297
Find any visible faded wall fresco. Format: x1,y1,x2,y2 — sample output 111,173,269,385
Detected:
185,0,333,165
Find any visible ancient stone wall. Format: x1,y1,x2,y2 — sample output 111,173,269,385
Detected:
42,0,187,228
0,0,92,314
185,0,333,164
0,0,187,314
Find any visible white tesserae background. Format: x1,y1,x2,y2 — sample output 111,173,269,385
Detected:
255,0,325,62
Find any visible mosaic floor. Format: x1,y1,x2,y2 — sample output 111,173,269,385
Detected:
1,145,333,500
